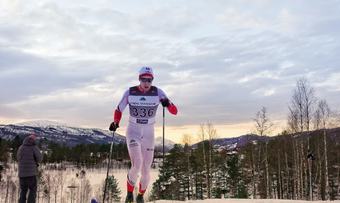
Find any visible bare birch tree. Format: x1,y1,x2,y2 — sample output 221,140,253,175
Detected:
253,106,273,198
288,78,316,200
315,99,331,200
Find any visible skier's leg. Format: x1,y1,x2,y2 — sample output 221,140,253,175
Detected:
126,123,143,191
139,124,155,194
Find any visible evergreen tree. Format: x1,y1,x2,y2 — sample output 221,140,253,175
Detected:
12,135,22,161
151,144,188,200
0,138,9,164
102,175,121,202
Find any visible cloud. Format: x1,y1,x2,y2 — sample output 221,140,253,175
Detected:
0,48,103,103
252,88,276,97
1,0,340,133
315,73,340,92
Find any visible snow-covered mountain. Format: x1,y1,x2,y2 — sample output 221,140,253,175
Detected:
0,120,124,146
16,120,71,128
154,136,176,153
155,136,176,148
192,134,270,151
214,134,269,147
0,120,270,150
0,120,177,149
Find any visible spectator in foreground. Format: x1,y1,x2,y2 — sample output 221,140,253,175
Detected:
17,134,42,203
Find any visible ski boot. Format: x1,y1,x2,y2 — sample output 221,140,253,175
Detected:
125,191,133,203
136,193,144,203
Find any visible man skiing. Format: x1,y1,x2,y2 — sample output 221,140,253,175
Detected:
109,66,177,203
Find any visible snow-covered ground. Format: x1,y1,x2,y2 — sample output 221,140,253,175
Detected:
2,163,339,203
29,166,159,202
46,166,340,203
154,200,339,203
0,163,159,202
79,167,159,200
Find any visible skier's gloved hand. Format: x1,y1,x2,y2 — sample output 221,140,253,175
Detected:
160,98,170,107
109,122,119,132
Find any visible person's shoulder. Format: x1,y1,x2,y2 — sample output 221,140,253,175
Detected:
151,86,158,90
18,144,27,149
155,86,165,93
129,86,139,94
129,86,138,90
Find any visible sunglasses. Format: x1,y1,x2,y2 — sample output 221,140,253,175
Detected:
140,78,153,83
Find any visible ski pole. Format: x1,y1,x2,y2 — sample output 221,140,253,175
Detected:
103,130,115,203
162,106,165,165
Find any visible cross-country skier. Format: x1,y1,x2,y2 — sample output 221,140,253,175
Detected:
109,66,178,203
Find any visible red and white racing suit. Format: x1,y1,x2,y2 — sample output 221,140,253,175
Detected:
113,85,177,194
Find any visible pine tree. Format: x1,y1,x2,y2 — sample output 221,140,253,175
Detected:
211,150,228,198
102,175,121,202
12,135,22,161
227,154,240,197
190,143,206,200
0,138,9,171
151,144,189,201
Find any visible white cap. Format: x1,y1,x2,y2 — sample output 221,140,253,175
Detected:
139,66,154,78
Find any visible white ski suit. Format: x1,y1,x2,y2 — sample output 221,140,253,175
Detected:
114,85,177,192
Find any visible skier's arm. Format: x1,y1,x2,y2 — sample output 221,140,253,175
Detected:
110,90,129,131
114,90,129,124
158,88,178,115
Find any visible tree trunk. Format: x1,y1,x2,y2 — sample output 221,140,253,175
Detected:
293,140,298,200
208,141,212,198
308,159,312,200
252,144,257,199
278,151,282,199
323,129,330,200
301,141,307,200
315,143,321,200
265,142,270,198
284,149,290,199
5,177,9,203
337,165,340,199
317,144,322,200
295,140,300,200
257,144,262,198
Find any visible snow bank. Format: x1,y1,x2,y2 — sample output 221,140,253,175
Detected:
154,199,338,203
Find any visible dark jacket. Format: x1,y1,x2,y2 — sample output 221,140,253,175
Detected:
17,136,43,178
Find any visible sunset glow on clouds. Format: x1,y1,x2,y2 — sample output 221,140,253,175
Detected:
1,0,340,142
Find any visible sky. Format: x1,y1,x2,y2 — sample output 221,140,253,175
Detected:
1,0,340,143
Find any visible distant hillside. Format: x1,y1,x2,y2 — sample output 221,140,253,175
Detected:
192,134,270,151
191,127,340,152
0,120,124,146
2,120,338,151
0,120,176,149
